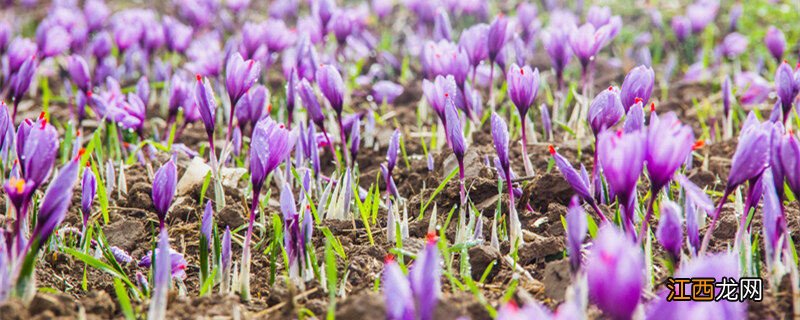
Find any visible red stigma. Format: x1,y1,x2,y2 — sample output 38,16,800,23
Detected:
548,144,555,155
86,161,91,167
279,124,285,129
122,142,130,148
75,130,81,137
426,231,438,244
248,60,254,68
650,102,656,112
40,119,47,129
634,97,643,104
616,130,623,137
691,140,705,150
795,62,800,70
267,103,273,113
444,93,449,97
306,205,311,210
520,68,524,75
607,86,613,91
38,112,45,120
384,254,395,263
74,148,86,161
195,74,202,81
86,90,93,98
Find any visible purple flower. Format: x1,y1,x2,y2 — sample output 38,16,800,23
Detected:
152,159,177,226
569,23,610,69
194,75,217,145
37,25,70,58
491,113,509,174
329,11,354,45
201,200,213,246
587,226,643,320
727,117,770,190
645,112,695,192
409,234,441,320
383,256,415,320
111,246,133,264
623,101,644,133
444,99,465,163
286,69,298,127
687,1,719,34
20,117,59,190
540,104,552,140
656,200,683,259
221,226,232,284
721,32,748,59
735,72,770,105
250,117,296,194
541,26,573,90
722,75,732,117
81,164,97,228
7,37,36,74
422,75,457,126
671,16,691,42
84,0,110,32
138,243,188,280
235,84,268,131
136,76,150,107
550,146,593,204
33,154,81,248
646,253,745,319
349,118,361,163
387,129,401,174
298,79,325,128
433,10,452,41
168,75,191,122
765,26,786,62
458,24,489,68
162,16,192,53
4,177,36,216
91,32,112,59
587,87,624,135
226,53,261,119
316,65,345,115
779,132,800,202
620,65,655,110
9,54,38,119
775,62,798,120
587,6,612,28
566,196,587,273
372,81,404,104
598,130,645,232
487,15,508,62
506,64,540,118
67,55,91,93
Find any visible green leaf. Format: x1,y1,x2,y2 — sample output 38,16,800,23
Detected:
113,278,136,320
61,247,141,297
320,227,346,259
418,167,459,220
199,267,218,296
89,159,109,224
325,240,337,320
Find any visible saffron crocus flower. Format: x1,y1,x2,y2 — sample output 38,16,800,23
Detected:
286,69,298,128
383,255,415,320
422,75,458,127
316,65,350,164
31,153,80,251
588,86,624,135
21,116,59,190
147,227,170,320
540,104,552,141
136,76,150,106
433,10,452,41
722,75,732,118
8,54,38,121
67,55,91,93
235,84,268,132
195,75,217,153
646,253,745,319
671,16,690,42
349,118,361,163
298,78,325,129
541,26,573,91
506,64,539,176
550,145,607,222
384,129,401,198
765,26,786,62
372,81,404,105
779,132,800,204
700,116,771,254
152,159,177,228
81,164,97,230
244,117,295,300
569,23,609,72
225,53,261,140
656,200,683,261
587,226,643,320
761,168,785,262
598,130,645,235
492,113,524,238
487,15,508,64
565,196,587,273
221,226,232,293
721,32,748,59
409,233,441,320
775,62,797,123
458,24,489,79
111,246,133,264
623,101,644,133
200,200,213,246
619,65,655,111
687,1,719,34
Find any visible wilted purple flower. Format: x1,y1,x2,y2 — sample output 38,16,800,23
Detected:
152,159,177,227
372,81,404,104
623,101,644,133
111,246,133,264
775,62,798,122
588,87,624,135
298,79,325,128
569,23,610,69
194,75,217,150
645,112,694,192
620,65,655,110
487,15,508,63
566,196,587,273
646,253,745,319
67,55,91,93
33,153,80,249
765,26,786,62
598,130,645,234
409,233,441,320
587,226,643,320
656,200,683,260
721,32,748,59
81,164,97,228
433,10,452,41
671,16,691,42
541,26,573,90
383,255,415,320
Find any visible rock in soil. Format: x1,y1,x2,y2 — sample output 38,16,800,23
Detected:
104,218,147,252
543,259,572,301
468,245,502,281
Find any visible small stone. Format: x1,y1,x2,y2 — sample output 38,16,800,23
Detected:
176,157,212,196
543,259,572,301
468,245,502,281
